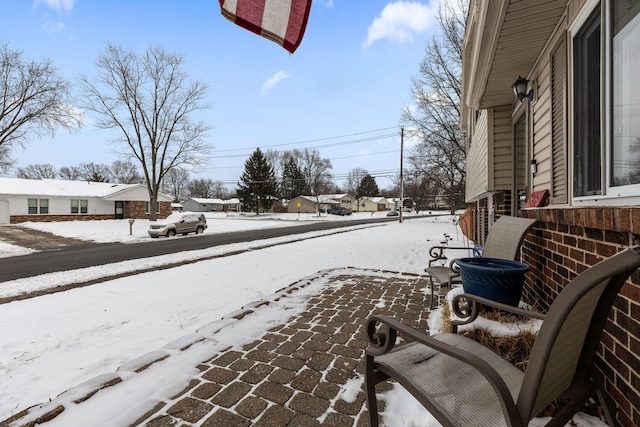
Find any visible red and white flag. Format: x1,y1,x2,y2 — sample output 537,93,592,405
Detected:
219,0,312,54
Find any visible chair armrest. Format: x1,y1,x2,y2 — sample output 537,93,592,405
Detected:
450,293,546,333
365,315,520,422
428,245,476,267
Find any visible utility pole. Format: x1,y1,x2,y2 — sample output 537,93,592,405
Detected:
399,127,404,223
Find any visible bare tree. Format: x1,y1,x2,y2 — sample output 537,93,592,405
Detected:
111,160,143,184
188,178,215,199
300,148,332,215
400,1,467,213
80,162,112,182
162,167,190,202
211,180,232,199
59,166,82,180
0,42,82,173
16,163,57,179
78,43,212,220
404,171,439,212
344,167,368,197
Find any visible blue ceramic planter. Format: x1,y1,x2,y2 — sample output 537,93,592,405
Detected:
456,257,530,307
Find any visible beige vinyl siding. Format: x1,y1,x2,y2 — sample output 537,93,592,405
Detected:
550,35,568,203
465,109,489,201
532,57,553,193
492,106,513,190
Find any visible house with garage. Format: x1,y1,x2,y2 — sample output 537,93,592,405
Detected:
462,1,640,424
182,198,224,212
286,194,355,214
356,196,391,212
0,177,172,224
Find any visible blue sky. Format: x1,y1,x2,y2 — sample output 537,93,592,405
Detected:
2,0,444,190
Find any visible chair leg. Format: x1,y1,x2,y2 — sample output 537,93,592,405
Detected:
595,388,618,427
365,355,380,427
428,276,436,309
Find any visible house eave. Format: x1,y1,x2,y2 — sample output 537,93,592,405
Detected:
462,0,569,111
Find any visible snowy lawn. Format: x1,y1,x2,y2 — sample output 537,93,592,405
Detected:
0,214,607,426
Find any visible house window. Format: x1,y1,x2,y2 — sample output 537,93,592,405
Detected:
573,6,602,197
571,2,640,200
611,1,640,187
71,199,88,214
145,201,160,214
28,199,37,214
28,198,48,214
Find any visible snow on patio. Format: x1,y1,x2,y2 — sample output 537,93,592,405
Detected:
0,213,608,426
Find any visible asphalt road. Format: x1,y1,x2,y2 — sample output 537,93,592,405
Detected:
0,216,400,283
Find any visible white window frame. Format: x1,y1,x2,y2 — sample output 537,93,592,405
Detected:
145,201,160,214
28,198,49,214
570,0,640,206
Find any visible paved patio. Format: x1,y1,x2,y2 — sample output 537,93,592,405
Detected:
2,268,439,427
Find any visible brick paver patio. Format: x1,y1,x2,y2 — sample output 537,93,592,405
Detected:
3,269,438,427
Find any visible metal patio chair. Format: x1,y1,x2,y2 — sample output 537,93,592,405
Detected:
425,215,537,308
365,246,640,427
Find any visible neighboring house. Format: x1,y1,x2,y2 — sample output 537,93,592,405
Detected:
462,1,640,423
357,196,390,212
286,194,355,214
287,196,320,213
182,198,224,212
0,177,172,224
322,194,354,211
221,198,241,212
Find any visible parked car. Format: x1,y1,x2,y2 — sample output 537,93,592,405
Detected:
386,210,399,217
327,206,352,216
148,212,207,238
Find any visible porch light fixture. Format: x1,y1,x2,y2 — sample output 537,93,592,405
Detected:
530,159,537,174
512,76,534,102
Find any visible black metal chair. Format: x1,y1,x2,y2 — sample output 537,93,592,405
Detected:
425,216,537,308
366,246,640,427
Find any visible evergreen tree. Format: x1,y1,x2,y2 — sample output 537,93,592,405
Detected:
281,156,308,200
236,148,278,214
356,174,380,198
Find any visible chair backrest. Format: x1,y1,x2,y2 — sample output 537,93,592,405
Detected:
517,246,640,422
481,216,538,260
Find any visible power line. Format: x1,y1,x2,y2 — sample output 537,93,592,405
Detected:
211,133,399,159
214,126,400,153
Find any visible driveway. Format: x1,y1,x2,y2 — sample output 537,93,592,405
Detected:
0,225,90,250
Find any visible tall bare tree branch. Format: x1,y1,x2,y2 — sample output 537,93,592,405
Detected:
78,43,212,220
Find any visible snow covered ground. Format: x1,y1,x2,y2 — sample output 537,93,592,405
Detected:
0,213,606,426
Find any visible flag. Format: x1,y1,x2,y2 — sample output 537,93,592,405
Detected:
219,0,312,54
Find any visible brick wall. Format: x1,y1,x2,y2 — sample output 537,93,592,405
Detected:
519,207,640,427
10,201,172,223
11,214,114,223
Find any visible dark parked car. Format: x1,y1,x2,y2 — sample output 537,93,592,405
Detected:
327,206,352,216
386,210,399,216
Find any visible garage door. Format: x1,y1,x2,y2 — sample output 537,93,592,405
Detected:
0,200,9,224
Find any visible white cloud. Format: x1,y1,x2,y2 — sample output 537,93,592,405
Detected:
261,70,291,95
33,0,76,14
42,20,68,34
358,149,371,158
364,1,435,48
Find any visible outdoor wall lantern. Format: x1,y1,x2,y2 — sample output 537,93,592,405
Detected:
512,76,534,102
530,159,537,174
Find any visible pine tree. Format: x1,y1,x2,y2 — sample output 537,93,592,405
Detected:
281,156,308,200
236,148,278,214
356,174,380,199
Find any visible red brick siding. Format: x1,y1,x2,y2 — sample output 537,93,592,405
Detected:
10,201,172,223
519,207,640,427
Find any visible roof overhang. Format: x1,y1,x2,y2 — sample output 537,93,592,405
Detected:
461,0,569,125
